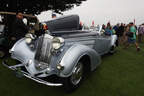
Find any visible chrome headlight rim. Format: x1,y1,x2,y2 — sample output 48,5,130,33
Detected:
57,64,64,70
25,33,35,44
52,37,64,50
25,37,32,44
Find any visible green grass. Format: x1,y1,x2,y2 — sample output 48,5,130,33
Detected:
0,44,144,96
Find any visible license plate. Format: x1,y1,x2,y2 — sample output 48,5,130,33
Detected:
15,68,24,78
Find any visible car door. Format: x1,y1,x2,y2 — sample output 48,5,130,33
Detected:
94,35,111,55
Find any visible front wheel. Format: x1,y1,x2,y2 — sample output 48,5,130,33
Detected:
63,62,83,92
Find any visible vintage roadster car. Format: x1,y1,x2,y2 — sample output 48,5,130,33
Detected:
3,15,117,92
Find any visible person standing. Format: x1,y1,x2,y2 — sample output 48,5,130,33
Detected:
125,22,140,51
138,24,144,43
118,23,125,45
113,23,120,34
104,22,113,35
113,23,120,46
123,24,130,47
10,12,28,47
52,13,57,19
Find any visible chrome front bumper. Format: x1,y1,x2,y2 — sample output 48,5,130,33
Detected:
2,60,63,87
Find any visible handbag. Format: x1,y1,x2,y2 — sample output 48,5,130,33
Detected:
126,32,133,37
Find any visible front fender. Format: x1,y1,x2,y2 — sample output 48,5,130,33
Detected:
10,38,35,63
59,44,101,77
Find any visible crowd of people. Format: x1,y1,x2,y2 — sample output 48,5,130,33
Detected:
102,22,144,51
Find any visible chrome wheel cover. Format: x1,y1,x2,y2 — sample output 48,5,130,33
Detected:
70,62,83,85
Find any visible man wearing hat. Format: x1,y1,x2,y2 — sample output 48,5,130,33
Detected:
52,13,57,19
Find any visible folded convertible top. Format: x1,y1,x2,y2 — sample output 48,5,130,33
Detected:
45,15,80,32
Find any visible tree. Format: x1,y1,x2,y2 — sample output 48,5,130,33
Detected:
0,0,87,14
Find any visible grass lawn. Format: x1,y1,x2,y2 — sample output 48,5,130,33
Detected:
0,44,144,96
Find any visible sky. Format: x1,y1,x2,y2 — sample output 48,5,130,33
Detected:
37,0,144,26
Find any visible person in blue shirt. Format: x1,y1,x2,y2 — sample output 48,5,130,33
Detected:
124,22,140,51
104,22,113,36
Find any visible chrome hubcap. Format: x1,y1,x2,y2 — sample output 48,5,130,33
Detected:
71,62,83,85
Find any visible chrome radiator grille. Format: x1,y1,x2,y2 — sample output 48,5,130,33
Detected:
35,36,52,64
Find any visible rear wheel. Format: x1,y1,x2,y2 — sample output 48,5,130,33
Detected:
109,46,115,54
63,62,83,92
109,42,117,55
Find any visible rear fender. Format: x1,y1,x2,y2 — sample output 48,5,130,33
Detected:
110,35,117,46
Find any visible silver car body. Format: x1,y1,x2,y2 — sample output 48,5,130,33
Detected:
3,15,117,87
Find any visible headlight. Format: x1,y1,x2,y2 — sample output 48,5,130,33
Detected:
25,33,35,44
25,38,32,44
57,64,64,70
26,59,33,67
52,42,61,50
52,37,64,50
